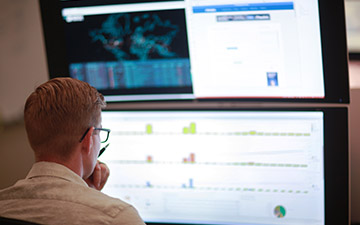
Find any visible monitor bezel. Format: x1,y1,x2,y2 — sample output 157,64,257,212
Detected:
38,0,349,103
100,107,349,225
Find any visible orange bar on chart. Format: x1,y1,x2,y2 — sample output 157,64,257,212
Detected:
190,153,195,163
147,155,153,163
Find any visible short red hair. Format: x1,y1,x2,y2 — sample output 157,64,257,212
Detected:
24,78,106,160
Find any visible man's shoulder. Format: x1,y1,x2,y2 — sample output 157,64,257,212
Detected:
0,177,131,217
0,179,145,224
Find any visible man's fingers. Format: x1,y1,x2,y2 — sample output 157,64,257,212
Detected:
98,162,110,190
93,163,101,189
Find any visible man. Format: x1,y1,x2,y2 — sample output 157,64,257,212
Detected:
0,78,145,225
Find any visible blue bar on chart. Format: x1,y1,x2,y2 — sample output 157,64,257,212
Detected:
189,178,194,188
146,181,152,188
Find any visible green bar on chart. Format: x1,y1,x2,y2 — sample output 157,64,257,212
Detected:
146,124,153,134
190,123,196,134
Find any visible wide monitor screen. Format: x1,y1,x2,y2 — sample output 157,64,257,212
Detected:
98,108,348,225
39,0,349,103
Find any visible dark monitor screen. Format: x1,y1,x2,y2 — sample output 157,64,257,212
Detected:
98,108,348,225
39,0,349,103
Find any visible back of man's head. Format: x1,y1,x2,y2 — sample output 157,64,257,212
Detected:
24,78,106,160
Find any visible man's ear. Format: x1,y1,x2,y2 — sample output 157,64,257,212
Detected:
81,127,94,155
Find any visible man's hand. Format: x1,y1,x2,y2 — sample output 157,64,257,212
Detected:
85,161,110,191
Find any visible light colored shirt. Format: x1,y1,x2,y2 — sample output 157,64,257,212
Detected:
0,162,146,225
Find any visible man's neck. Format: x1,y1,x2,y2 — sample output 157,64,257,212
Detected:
35,151,84,178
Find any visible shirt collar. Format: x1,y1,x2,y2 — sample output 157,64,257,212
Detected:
26,161,88,187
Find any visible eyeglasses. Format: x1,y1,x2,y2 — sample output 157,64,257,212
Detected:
80,127,110,157
79,127,111,157
79,127,111,143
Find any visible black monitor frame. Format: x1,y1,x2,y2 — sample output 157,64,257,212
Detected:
38,0,349,103
100,107,348,225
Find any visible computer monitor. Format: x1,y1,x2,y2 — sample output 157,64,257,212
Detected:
98,108,348,225
39,0,349,103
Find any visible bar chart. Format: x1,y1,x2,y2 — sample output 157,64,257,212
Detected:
100,111,324,225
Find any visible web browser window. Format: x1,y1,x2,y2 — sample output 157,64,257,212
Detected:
187,0,324,98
